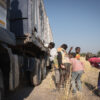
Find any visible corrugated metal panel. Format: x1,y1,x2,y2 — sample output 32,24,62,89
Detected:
10,19,28,37
9,0,53,46
9,0,34,36
36,0,53,44
10,0,28,19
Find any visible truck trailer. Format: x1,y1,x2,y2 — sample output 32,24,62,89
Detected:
0,0,53,99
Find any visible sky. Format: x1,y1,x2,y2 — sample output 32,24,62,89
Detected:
44,0,100,54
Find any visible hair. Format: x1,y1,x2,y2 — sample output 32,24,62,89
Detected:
75,47,80,51
49,42,55,48
61,44,68,50
70,52,76,58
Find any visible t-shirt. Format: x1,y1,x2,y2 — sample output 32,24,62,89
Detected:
70,58,84,72
49,48,58,61
75,54,80,60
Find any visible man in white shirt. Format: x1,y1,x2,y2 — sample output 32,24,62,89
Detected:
48,42,57,62
48,42,60,91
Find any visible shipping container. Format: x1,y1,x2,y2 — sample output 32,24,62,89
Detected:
0,0,53,100
9,0,53,45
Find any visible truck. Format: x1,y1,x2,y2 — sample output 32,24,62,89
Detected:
0,0,53,99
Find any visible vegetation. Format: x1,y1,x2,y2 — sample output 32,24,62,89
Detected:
81,53,87,57
97,51,100,57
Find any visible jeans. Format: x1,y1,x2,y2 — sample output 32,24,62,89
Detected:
71,70,83,92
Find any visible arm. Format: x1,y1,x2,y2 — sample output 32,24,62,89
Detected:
57,52,62,66
68,47,73,55
57,52,66,69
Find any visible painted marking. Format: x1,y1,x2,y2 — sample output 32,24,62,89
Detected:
0,19,5,26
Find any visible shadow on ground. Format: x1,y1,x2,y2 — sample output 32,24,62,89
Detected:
6,86,34,100
52,75,56,86
85,82,100,97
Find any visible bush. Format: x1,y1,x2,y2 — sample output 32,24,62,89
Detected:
97,51,100,57
81,53,86,57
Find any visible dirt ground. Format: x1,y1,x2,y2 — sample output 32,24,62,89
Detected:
7,57,100,100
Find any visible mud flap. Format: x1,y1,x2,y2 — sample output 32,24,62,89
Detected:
41,58,47,79
0,69,4,100
6,48,19,91
30,58,42,86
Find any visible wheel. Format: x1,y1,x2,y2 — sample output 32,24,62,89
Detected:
0,69,4,100
30,59,42,86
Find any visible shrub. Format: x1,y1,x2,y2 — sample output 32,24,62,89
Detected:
97,51,100,57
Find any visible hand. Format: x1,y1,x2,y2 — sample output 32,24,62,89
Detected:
61,65,65,69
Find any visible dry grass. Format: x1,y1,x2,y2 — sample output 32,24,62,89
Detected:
62,57,100,100
32,57,100,100
81,57,99,86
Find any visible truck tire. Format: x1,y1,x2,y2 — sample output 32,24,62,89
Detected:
30,59,42,86
0,69,4,100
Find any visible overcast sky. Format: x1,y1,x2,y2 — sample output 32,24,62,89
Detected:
44,0,100,54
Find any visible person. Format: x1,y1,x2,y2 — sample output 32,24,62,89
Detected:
69,47,81,60
57,44,71,88
48,42,60,90
70,53,84,94
75,47,81,60
86,54,100,69
48,42,58,68
86,54,100,96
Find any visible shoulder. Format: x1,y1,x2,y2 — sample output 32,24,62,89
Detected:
51,48,57,52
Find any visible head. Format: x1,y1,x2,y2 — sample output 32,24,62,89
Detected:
75,47,81,54
86,53,92,60
70,52,76,58
48,42,55,49
61,44,68,50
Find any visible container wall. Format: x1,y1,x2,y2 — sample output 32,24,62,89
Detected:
36,0,53,45
9,0,34,36
10,0,28,19
10,19,28,37
0,0,7,29
9,0,53,45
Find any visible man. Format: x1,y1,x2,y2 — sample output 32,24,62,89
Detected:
57,44,71,88
86,54,100,69
69,47,81,60
48,42,57,63
48,42,60,90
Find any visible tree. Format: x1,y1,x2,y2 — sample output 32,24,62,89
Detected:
81,53,86,57
97,51,100,57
